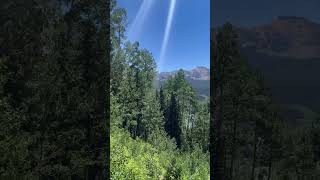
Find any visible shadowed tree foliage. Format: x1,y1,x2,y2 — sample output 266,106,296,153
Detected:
211,22,320,180
0,0,109,179
165,93,182,148
211,22,240,180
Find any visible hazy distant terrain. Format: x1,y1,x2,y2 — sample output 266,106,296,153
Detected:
157,66,210,100
233,16,320,122
158,66,209,81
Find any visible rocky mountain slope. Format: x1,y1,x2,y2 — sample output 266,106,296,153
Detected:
236,16,320,58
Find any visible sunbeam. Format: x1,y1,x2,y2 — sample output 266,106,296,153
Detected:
158,0,177,72
128,0,155,40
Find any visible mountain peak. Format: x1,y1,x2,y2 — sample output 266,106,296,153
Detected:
234,17,320,58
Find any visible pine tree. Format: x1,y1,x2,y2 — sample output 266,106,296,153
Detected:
0,0,48,177
163,69,198,149
165,93,182,148
21,0,108,178
193,101,210,151
211,22,239,180
141,91,164,140
119,42,156,138
111,0,127,95
159,86,166,118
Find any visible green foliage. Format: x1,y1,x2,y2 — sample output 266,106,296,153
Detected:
141,91,164,140
161,69,208,150
164,159,182,180
115,41,157,138
110,127,209,180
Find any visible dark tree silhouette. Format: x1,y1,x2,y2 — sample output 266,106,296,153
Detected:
165,93,182,148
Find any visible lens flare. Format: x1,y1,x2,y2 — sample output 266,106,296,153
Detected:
128,0,155,40
158,0,177,72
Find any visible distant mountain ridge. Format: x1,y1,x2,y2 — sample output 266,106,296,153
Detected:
158,66,210,81
212,16,320,59
156,66,210,100
237,16,320,58
211,16,320,121
235,17,320,113
211,16,320,126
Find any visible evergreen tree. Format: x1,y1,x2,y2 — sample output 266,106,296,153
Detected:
165,93,182,148
159,86,166,118
27,0,108,178
141,90,164,140
110,0,127,95
118,42,156,138
211,22,239,180
0,0,109,178
193,101,210,151
163,69,198,149
0,0,47,177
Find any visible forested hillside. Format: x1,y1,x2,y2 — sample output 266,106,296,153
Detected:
157,67,210,100
213,17,320,115
211,23,320,180
110,1,209,179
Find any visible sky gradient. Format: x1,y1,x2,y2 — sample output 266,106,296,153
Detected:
118,0,210,72
211,0,320,28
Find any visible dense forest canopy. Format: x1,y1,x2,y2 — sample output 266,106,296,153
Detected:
0,0,108,179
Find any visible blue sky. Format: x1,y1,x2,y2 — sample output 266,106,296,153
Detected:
117,0,210,72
